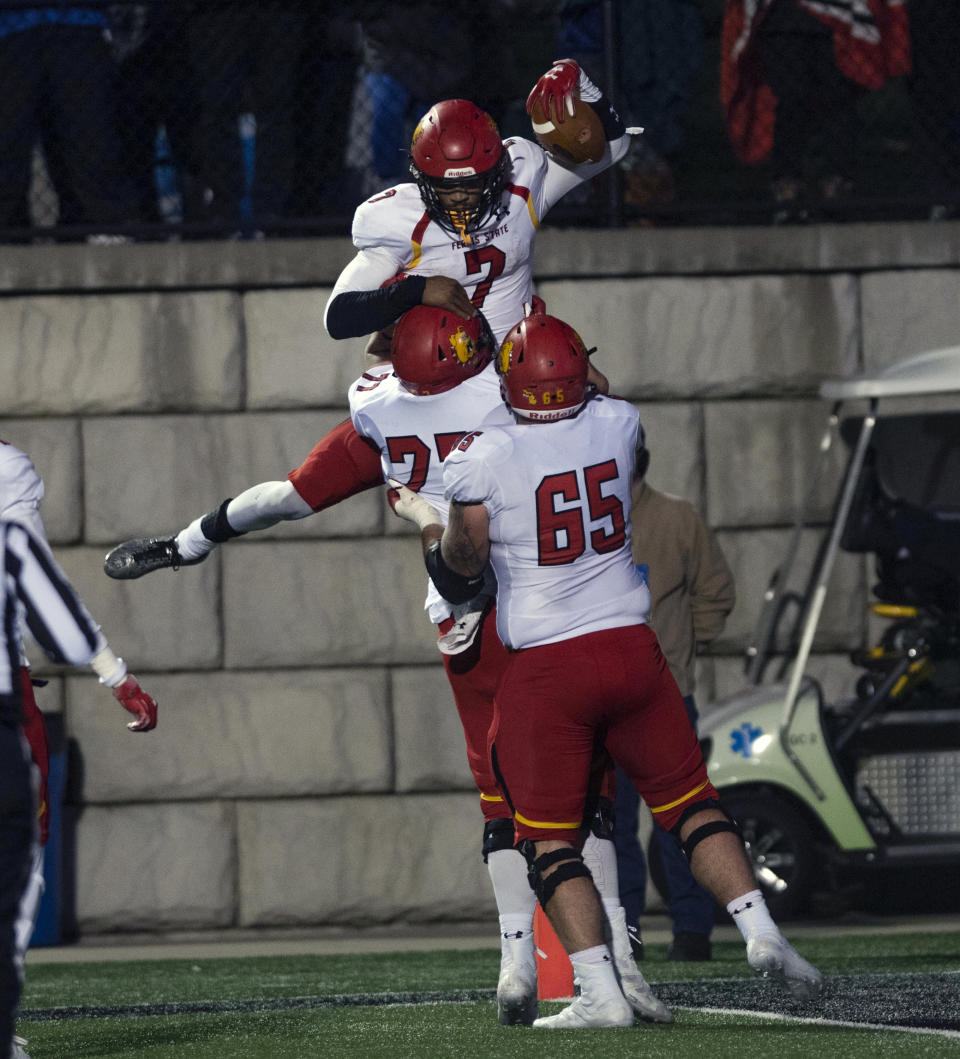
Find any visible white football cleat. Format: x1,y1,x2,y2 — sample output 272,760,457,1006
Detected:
747,933,823,1001
496,933,538,1025
11,1035,31,1059
608,905,674,1023
618,970,674,1024
497,963,538,1026
533,991,634,1029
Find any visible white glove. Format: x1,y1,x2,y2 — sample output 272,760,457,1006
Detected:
388,478,443,531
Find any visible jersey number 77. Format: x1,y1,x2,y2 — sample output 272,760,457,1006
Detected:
386,432,466,492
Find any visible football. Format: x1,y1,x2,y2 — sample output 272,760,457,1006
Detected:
529,95,605,165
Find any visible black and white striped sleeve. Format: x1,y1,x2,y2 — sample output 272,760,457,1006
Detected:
2,520,101,669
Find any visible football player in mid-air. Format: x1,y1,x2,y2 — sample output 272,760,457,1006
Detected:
103,58,649,1025
391,310,823,1028
105,54,635,583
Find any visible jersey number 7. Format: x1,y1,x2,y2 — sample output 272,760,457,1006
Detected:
536,459,626,565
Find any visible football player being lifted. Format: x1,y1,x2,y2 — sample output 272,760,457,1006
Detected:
106,56,638,577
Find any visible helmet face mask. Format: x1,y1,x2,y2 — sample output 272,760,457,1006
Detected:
391,305,495,396
496,314,591,422
409,100,509,240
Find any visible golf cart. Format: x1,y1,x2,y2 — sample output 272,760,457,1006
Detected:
696,345,960,919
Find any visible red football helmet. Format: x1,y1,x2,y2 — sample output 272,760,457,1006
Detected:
409,100,509,237
496,313,590,421
391,305,495,396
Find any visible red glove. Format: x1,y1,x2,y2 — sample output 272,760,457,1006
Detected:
526,58,581,126
112,674,158,732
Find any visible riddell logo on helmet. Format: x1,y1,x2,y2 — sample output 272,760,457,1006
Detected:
526,406,580,422
443,167,479,179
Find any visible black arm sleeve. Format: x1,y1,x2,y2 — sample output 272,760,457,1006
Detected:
424,541,486,605
326,275,427,339
586,94,626,141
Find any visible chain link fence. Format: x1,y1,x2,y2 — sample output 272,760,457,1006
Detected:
1,0,957,244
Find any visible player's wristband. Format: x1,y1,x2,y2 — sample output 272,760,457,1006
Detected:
90,646,128,688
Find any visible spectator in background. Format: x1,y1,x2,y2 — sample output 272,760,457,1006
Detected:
175,1,313,234
112,5,207,230
352,1,511,195
722,0,911,223
614,438,736,962
906,0,960,219
291,13,362,221
484,1,561,140
556,0,703,210
112,4,360,234
0,6,136,241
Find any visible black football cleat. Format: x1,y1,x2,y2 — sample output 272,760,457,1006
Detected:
104,537,207,580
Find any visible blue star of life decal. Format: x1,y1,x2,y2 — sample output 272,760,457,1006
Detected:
730,722,764,758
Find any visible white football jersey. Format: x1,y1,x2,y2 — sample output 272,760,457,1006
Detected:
328,136,624,346
443,396,650,649
348,363,511,622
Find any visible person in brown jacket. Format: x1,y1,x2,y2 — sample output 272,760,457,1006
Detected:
614,437,736,961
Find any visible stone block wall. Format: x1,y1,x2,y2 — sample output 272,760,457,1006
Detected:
2,221,958,937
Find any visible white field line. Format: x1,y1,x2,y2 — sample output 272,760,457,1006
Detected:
677,1005,960,1040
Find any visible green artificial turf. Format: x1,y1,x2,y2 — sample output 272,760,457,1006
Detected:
16,933,960,1058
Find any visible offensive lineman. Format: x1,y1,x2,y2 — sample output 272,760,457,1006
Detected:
0,442,159,1059
347,304,669,1025
391,311,823,1028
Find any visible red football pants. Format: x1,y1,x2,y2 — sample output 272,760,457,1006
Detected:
491,624,715,844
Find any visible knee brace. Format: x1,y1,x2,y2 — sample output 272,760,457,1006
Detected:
520,840,593,908
672,799,742,863
585,795,616,841
481,817,516,863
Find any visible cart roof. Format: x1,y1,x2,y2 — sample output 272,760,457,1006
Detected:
820,345,960,400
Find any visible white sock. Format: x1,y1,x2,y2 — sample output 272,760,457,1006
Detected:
175,517,216,561
499,912,534,943
581,832,618,901
602,896,623,924
726,888,779,943
487,849,537,919
570,943,612,967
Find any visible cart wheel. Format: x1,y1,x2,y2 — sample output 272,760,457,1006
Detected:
721,790,816,920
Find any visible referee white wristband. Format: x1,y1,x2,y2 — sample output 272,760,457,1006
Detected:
90,646,128,688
